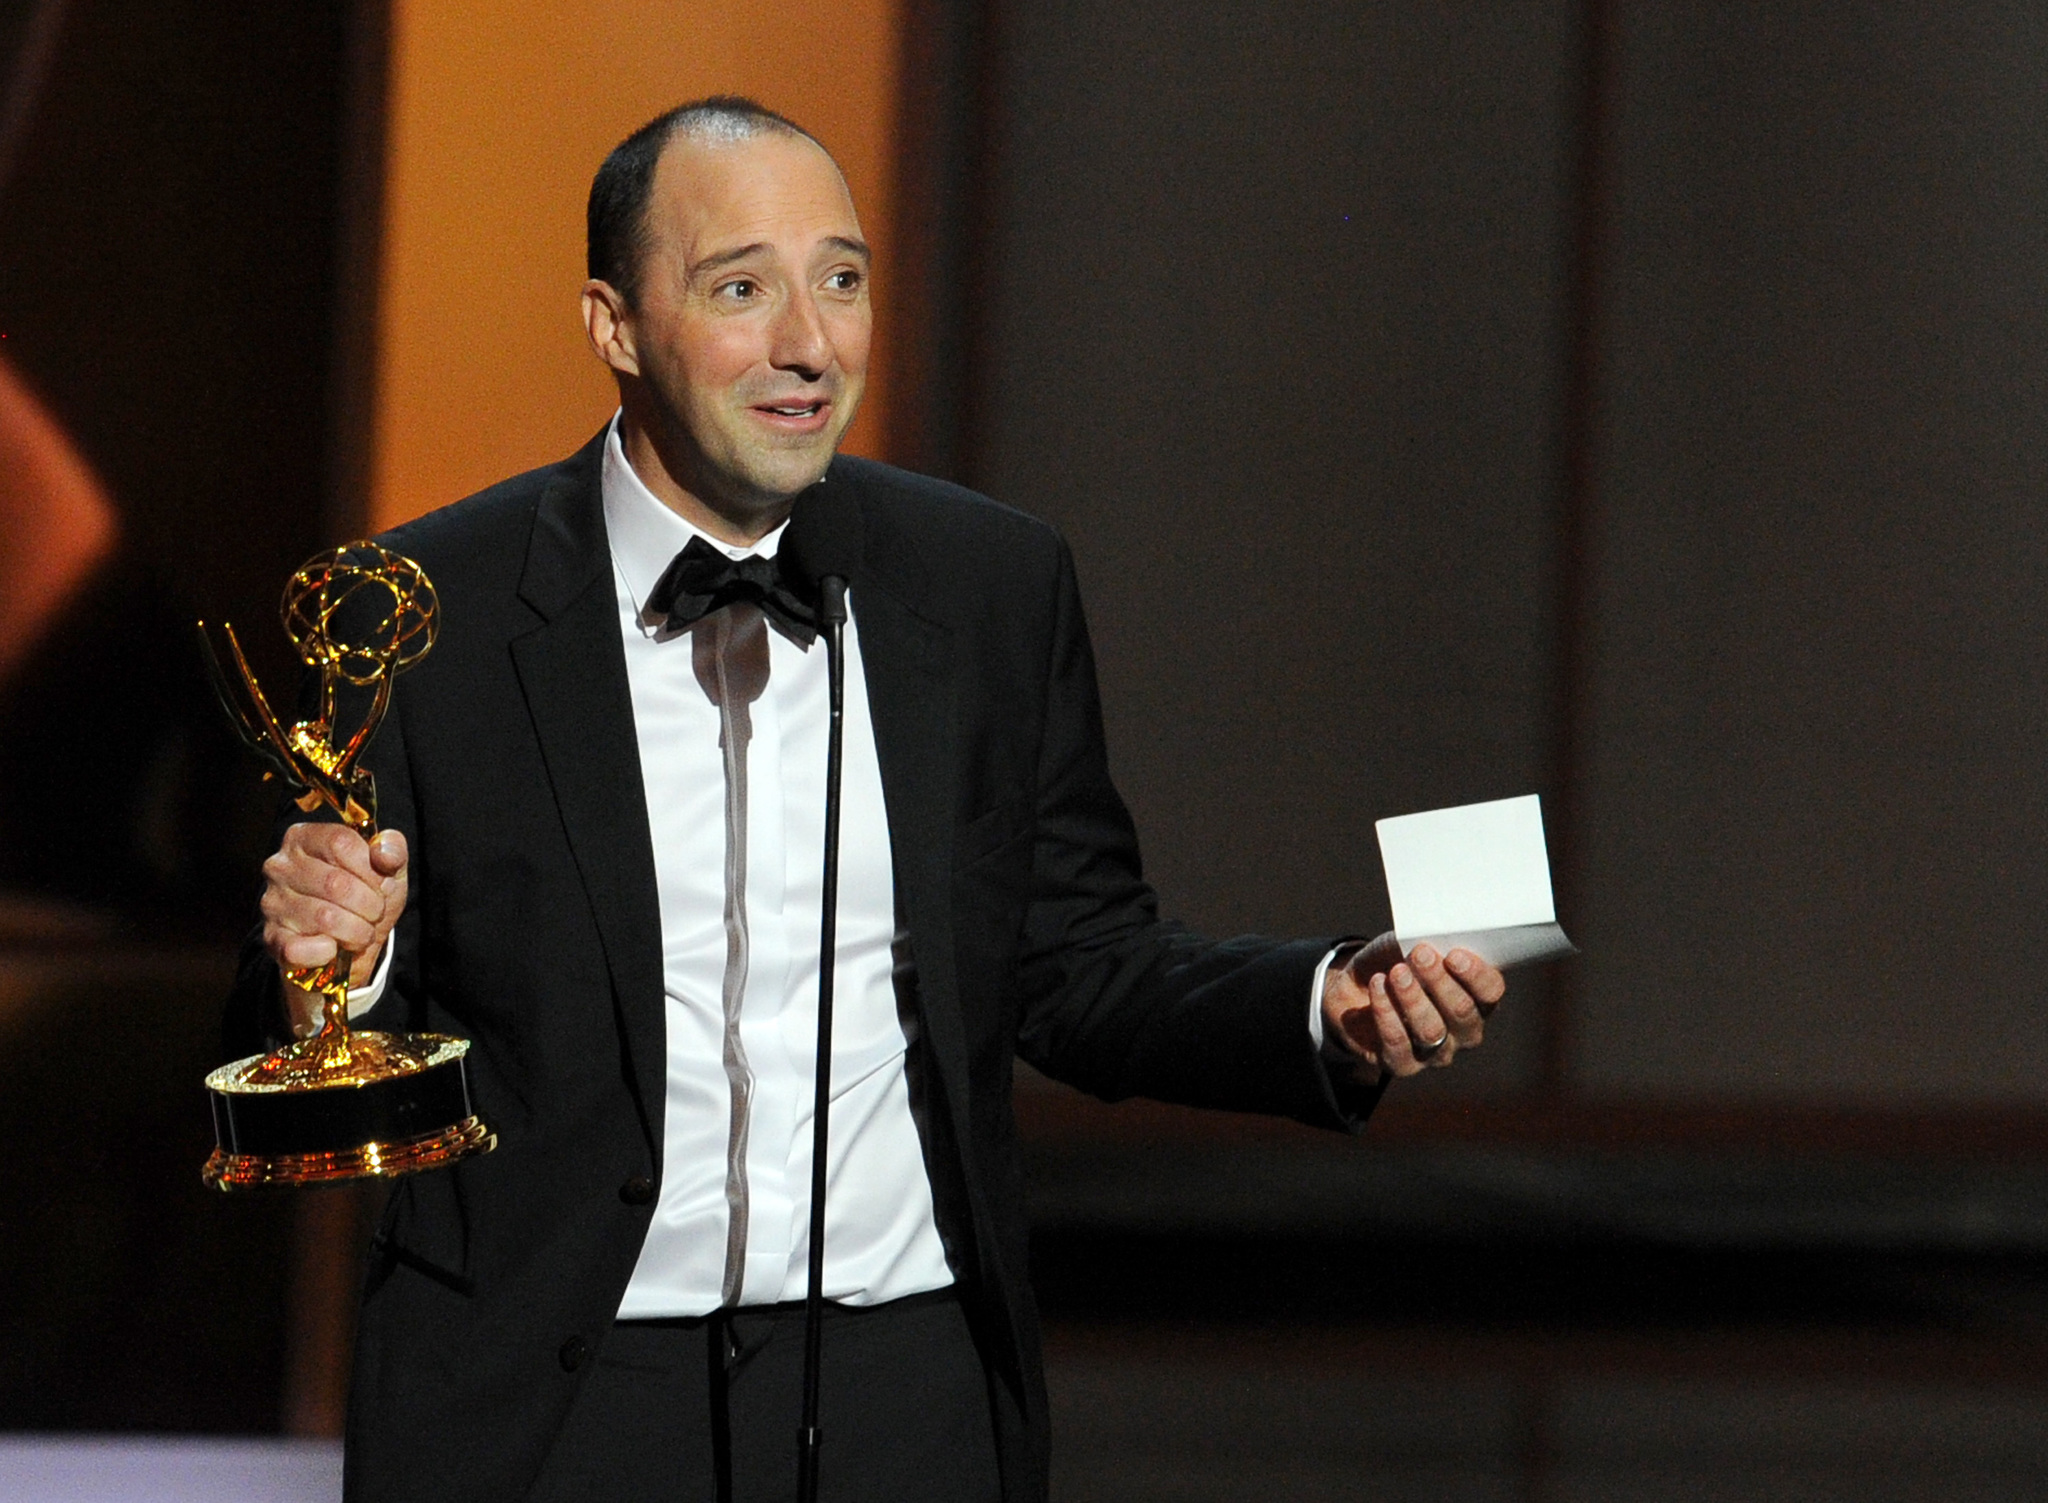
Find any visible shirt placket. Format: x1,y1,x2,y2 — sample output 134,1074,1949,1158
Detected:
705,605,763,1307
737,621,799,1305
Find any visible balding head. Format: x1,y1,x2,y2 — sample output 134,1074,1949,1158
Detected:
588,96,833,308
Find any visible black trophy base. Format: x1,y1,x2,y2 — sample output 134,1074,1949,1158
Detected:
203,1033,496,1191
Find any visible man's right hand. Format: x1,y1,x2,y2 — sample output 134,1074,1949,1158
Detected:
261,823,409,1008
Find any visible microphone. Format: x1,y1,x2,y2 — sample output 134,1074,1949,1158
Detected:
779,481,862,618
785,479,859,1503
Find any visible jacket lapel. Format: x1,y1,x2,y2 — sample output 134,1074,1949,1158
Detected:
508,437,668,1154
843,473,1031,1398
496,447,975,1169
840,474,974,1133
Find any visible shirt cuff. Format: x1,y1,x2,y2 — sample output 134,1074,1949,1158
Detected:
1308,948,1340,1049
347,940,395,1019
1307,938,1370,1054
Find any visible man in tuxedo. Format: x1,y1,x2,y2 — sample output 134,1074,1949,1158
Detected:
236,97,1506,1502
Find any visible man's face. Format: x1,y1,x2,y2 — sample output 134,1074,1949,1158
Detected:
609,132,871,514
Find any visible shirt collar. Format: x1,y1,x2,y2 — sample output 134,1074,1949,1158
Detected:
599,411,790,624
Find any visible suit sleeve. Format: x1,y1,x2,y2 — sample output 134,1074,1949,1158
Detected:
1009,537,1385,1132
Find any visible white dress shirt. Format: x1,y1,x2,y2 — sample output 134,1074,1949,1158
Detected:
597,420,954,1315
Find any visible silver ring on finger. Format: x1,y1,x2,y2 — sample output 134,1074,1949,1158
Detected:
1412,1031,1450,1060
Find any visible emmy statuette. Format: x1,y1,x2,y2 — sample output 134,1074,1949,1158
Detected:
196,543,495,1190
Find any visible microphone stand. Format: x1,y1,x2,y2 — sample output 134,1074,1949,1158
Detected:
796,574,848,1503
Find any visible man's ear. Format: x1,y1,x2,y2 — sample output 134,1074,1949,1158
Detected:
581,279,640,377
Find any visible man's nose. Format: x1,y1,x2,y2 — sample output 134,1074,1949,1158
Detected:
769,288,833,378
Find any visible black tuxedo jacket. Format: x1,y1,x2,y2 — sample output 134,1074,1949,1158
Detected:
227,431,1381,1501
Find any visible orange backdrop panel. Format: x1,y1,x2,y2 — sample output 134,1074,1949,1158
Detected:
370,0,904,530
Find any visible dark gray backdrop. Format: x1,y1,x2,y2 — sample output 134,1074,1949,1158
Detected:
973,0,2048,1108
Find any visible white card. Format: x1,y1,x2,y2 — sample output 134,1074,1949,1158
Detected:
1373,794,1576,969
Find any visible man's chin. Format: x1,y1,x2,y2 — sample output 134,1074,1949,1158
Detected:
732,435,844,502
693,458,828,523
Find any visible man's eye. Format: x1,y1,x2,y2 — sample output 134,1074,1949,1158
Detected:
719,280,758,301
825,270,863,293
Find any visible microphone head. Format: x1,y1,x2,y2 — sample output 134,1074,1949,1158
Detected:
779,480,863,598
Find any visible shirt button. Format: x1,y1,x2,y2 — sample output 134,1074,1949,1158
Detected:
619,1175,656,1206
558,1336,590,1373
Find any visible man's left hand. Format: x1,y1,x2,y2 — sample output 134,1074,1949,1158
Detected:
1323,932,1505,1080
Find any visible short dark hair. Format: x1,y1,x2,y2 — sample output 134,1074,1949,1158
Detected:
586,96,826,306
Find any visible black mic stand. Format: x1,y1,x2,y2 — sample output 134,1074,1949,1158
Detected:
796,573,848,1503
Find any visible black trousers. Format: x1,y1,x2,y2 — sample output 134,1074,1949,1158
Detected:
527,1289,1002,1502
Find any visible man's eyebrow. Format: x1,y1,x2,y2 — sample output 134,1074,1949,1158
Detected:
690,236,872,278
692,242,772,276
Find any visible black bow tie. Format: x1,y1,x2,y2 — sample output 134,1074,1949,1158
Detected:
646,536,818,645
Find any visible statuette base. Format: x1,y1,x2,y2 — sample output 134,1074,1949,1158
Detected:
204,1034,495,1191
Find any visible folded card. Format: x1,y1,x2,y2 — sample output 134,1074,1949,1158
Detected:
1374,794,1576,969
